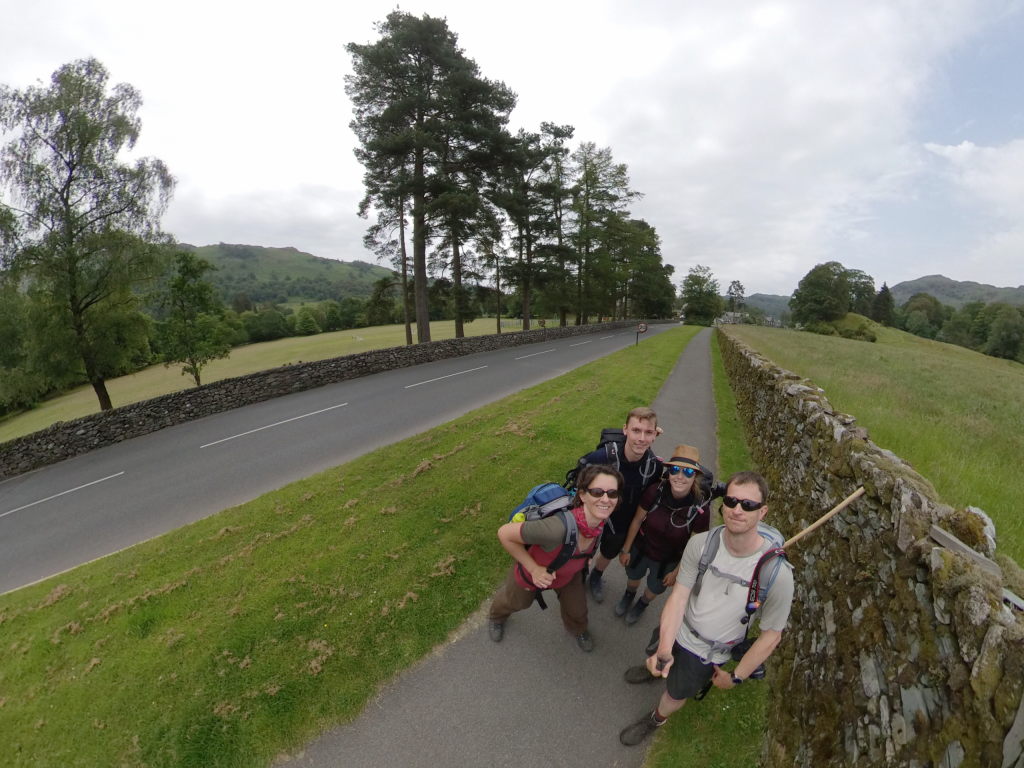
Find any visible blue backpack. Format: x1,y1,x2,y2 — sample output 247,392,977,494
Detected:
506,483,588,606
509,482,574,523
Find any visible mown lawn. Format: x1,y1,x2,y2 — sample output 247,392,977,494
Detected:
725,323,1024,565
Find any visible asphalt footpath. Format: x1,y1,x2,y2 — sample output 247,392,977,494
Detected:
280,327,718,768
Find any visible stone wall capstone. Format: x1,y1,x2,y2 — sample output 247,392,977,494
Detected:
0,322,639,480
717,328,1024,768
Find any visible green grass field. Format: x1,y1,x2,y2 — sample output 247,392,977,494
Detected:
0,326,702,768
0,319,541,444
725,323,1024,565
11,319,1005,767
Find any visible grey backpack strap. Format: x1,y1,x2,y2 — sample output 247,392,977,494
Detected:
546,509,580,574
607,441,620,470
691,526,724,602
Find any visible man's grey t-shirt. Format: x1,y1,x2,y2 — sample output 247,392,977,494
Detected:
675,529,795,664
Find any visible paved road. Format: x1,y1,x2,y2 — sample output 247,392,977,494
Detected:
281,327,718,767
0,325,672,594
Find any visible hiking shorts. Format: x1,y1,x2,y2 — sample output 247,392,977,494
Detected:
598,527,628,559
665,643,715,701
624,549,670,595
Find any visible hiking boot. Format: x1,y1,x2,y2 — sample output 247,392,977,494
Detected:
575,630,595,652
488,621,505,643
625,599,649,625
623,664,661,684
588,572,605,603
614,590,636,617
619,711,664,746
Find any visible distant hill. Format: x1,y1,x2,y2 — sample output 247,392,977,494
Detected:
743,293,791,318
890,275,1024,309
178,243,394,305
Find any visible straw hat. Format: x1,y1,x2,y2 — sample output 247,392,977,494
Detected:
663,444,702,471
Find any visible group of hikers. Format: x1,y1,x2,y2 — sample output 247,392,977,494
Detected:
487,406,795,747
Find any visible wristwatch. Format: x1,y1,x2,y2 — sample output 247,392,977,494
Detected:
730,674,744,685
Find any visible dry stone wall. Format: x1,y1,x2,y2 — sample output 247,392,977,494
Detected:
717,328,1024,768
0,321,636,480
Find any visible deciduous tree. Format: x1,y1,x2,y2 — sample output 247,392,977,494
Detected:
680,265,723,326
0,58,174,410
727,280,745,312
155,251,232,386
789,262,850,325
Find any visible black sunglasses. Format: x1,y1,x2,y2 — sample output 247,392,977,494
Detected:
586,487,620,500
668,466,696,478
722,495,765,512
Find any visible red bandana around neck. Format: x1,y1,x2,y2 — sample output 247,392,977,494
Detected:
573,504,605,539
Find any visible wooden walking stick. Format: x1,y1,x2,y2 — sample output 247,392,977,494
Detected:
783,486,865,549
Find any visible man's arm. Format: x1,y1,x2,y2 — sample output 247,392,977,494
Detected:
710,629,782,689
497,522,554,588
646,581,691,677
618,506,648,566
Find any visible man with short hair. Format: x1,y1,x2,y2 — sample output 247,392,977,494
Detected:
575,406,663,602
619,470,794,746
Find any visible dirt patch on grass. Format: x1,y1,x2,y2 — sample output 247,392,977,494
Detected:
36,584,72,610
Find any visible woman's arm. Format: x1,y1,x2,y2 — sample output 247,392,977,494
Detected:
497,521,554,588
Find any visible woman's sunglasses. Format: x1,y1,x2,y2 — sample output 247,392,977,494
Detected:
586,487,620,499
722,495,766,512
668,466,696,478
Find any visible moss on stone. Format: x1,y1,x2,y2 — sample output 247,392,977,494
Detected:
939,507,989,552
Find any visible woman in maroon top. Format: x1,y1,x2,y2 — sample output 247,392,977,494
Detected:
615,445,712,625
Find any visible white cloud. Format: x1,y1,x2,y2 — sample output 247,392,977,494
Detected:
924,138,1024,285
2,0,1023,296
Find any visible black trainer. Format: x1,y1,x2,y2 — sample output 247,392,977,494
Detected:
625,599,648,625
575,630,595,652
620,711,663,746
614,590,636,617
488,621,504,643
623,664,661,684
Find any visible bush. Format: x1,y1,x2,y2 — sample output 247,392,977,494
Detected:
805,321,838,336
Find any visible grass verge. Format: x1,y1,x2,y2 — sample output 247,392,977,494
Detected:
643,329,765,768
725,324,1024,564
0,326,697,768
0,318,545,444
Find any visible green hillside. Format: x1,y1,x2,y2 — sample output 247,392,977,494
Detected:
179,243,394,305
891,274,1024,308
743,292,790,318
726,323,1024,564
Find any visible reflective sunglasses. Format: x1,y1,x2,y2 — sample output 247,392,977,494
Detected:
586,487,620,500
722,495,766,512
668,465,697,478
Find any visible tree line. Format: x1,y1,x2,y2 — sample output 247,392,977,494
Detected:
1,38,678,419
789,261,1024,361
345,11,677,345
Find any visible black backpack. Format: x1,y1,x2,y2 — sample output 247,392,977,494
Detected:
563,428,626,490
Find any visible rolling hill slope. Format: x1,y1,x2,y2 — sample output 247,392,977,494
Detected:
179,243,394,304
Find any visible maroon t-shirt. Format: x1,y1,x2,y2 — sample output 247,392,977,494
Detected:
636,481,711,564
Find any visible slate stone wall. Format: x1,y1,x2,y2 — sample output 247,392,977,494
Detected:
0,322,638,480
717,328,1024,768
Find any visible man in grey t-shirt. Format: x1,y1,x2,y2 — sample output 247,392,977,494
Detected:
619,470,794,746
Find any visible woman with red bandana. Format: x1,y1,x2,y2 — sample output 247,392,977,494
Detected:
488,464,624,653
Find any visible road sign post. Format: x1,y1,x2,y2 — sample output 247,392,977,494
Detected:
636,322,648,345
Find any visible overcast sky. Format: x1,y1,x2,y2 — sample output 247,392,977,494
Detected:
2,0,1023,296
